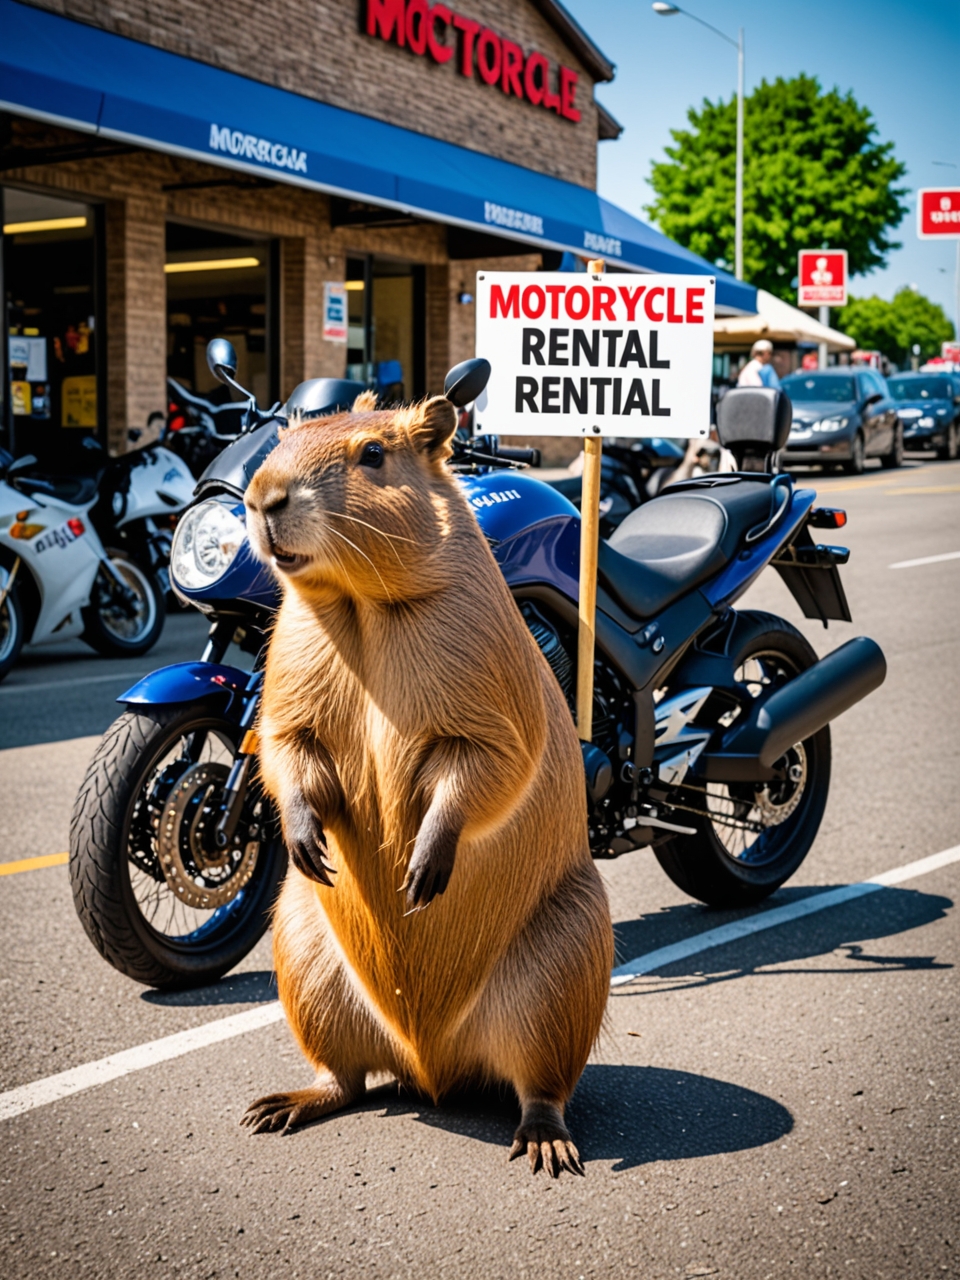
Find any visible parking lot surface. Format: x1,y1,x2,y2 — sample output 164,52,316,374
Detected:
1,458,958,1279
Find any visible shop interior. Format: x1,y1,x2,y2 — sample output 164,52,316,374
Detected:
3,186,101,461
165,222,276,408
346,255,425,401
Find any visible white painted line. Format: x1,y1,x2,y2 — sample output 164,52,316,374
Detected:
890,550,960,569
0,671,135,695
2,845,958,1122
610,843,960,986
0,1002,284,1122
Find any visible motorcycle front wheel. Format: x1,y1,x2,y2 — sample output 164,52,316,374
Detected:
82,549,165,657
70,704,287,989
0,579,24,685
653,611,831,908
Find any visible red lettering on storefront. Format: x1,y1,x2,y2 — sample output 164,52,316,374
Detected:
501,38,524,97
565,286,590,320
405,0,429,55
452,13,480,76
686,287,705,323
476,28,502,85
521,284,546,318
644,287,665,322
559,66,580,122
364,2,582,124
592,285,616,321
366,0,406,47
490,283,519,318
427,3,454,62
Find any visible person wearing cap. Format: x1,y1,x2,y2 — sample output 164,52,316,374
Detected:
738,339,781,389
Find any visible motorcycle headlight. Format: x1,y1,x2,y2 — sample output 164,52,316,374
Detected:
171,498,246,590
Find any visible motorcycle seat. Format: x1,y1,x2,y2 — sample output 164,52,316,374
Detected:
598,479,776,618
16,473,102,506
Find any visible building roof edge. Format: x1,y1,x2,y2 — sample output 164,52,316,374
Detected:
530,0,616,83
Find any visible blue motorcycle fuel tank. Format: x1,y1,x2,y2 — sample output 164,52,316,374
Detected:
458,471,582,600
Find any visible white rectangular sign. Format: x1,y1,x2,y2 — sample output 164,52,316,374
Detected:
322,282,348,344
474,270,715,438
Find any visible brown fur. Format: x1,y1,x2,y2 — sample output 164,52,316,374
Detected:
241,394,613,1175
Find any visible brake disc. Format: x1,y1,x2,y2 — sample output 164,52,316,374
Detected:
754,743,807,827
157,762,259,910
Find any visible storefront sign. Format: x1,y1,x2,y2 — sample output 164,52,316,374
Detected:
323,283,348,344
208,124,308,174
917,188,960,239
364,0,581,123
797,249,847,307
474,271,714,438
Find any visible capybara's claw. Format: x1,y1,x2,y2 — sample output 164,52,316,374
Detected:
509,1109,584,1177
289,835,337,887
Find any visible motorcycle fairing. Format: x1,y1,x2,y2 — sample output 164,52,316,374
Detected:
459,471,579,543
702,488,816,610
119,661,253,712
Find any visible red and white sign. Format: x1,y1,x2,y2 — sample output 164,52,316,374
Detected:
798,249,847,307
918,189,960,239
474,271,715,439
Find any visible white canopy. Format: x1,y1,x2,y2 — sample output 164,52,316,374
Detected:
714,288,855,352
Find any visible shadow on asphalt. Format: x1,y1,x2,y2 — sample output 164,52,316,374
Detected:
141,969,277,1006
287,1069,792,1173
613,883,952,994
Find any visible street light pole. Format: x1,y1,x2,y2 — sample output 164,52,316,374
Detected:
652,3,744,281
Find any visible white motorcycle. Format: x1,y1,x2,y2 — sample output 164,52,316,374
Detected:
0,442,191,683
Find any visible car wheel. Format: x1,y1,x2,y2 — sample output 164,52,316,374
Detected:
844,432,865,475
938,423,959,462
880,423,904,469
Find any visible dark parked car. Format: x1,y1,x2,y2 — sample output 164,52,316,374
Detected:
780,368,902,474
887,372,960,460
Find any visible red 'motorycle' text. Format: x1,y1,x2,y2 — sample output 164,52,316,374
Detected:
489,282,706,324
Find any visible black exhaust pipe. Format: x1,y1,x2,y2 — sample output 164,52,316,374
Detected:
698,636,886,782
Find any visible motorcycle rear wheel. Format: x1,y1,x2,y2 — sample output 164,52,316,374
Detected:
654,612,831,908
70,705,286,989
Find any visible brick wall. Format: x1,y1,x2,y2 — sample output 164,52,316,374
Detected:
21,0,601,188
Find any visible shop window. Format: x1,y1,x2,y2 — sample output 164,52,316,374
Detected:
345,255,424,400
3,187,102,459
166,223,277,408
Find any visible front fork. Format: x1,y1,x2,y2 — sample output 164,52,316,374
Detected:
215,671,262,848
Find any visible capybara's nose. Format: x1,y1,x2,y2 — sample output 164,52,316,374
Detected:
257,488,289,516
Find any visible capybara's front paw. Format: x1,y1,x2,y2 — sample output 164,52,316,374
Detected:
402,812,458,909
283,798,337,887
509,1101,584,1177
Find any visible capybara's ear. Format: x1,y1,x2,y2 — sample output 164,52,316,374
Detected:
407,396,457,461
352,390,378,413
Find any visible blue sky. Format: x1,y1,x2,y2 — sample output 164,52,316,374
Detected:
564,0,960,323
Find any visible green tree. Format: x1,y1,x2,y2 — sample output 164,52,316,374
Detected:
836,288,955,365
646,74,908,300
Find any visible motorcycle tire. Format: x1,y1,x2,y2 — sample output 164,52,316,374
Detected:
82,549,165,658
653,611,831,908
70,704,287,989
0,581,24,686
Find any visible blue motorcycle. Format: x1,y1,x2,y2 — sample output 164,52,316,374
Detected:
70,342,886,989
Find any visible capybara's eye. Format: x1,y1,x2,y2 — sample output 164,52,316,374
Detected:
359,442,384,469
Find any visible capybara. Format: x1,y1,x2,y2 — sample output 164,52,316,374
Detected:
242,392,613,1175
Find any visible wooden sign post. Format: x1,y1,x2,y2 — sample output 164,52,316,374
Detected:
576,257,606,742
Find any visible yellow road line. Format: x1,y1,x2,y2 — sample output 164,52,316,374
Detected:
885,484,960,496
0,852,68,876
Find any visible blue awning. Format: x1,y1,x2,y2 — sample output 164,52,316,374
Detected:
0,0,756,314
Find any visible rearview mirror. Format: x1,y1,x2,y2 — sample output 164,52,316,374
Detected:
444,357,491,408
862,392,883,408
206,338,238,385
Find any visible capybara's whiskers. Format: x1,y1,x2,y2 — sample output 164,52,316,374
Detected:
328,510,417,548
327,525,394,601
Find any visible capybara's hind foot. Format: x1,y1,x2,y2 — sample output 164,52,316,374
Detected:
241,1072,363,1135
508,1099,584,1178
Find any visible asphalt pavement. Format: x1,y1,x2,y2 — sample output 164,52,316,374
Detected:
1,456,958,1279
